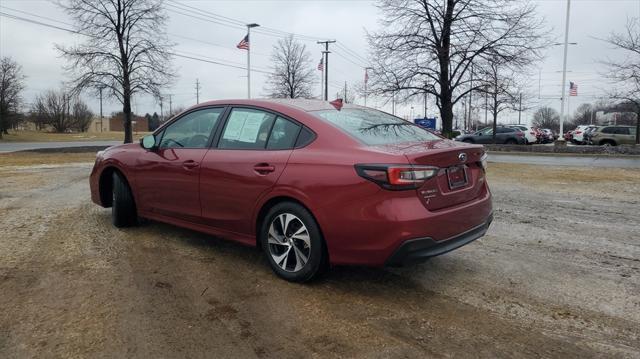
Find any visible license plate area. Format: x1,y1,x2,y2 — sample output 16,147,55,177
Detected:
446,165,468,190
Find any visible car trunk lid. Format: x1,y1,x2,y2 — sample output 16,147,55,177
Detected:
370,140,487,211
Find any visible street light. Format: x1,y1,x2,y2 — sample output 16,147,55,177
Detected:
246,23,259,99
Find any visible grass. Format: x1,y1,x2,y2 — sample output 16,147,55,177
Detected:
0,130,150,142
0,151,97,167
486,162,640,200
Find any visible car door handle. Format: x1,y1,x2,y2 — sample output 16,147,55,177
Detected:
182,160,200,169
254,163,275,175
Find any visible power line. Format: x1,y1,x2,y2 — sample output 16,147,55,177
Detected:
165,0,326,42
0,11,274,75
0,5,271,58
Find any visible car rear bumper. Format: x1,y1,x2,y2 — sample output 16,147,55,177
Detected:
385,213,493,266
316,181,493,266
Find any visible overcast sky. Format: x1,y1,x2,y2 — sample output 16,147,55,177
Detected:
1,0,639,127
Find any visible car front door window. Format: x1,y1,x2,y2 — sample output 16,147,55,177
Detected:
160,108,223,149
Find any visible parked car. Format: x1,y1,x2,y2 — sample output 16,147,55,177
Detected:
455,126,526,144
582,126,599,145
539,129,555,143
89,99,493,282
589,125,637,146
570,125,592,144
506,125,538,144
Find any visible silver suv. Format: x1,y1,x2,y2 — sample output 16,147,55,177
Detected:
589,126,637,146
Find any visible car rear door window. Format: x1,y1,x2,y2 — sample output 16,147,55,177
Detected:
312,108,439,145
219,108,276,149
159,108,223,149
602,127,615,134
616,127,630,135
267,117,301,150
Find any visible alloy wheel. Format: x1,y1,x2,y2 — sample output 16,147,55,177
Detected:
267,213,311,272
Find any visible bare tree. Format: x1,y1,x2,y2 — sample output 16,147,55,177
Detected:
72,100,93,132
57,0,175,143
0,57,26,138
570,103,595,126
367,0,548,137
266,35,315,99
532,106,560,132
476,55,530,142
31,90,72,133
602,17,639,144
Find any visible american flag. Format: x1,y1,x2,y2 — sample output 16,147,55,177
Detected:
317,57,324,71
569,82,578,96
236,34,249,50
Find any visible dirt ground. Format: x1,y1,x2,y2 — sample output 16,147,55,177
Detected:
0,155,639,358
0,130,149,143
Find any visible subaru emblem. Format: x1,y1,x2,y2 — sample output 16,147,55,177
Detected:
458,153,467,163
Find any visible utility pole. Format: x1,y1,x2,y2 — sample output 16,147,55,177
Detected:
195,79,201,104
468,65,474,130
317,40,336,101
98,85,105,132
246,23,260,99
558,0,572,140
424,88,428,119
344,81,347,103
159,95,164,123
168,94,172,116
518,93,522,125
391,91,395,115
364,67,373,107
484,91,488,126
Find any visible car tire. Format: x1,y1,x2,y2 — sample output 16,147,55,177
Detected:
112,172,137,228
260,202,327,283
505,139,518,145
600,140,616,147
462,139,474,143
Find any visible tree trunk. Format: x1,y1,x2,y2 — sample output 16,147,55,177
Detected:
492,93,498,144
440,86,454,137
441,98,454,137
492,110,498,144
123,94,133,144
636,109,639,145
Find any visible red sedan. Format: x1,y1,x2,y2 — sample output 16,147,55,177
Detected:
90,99,493,282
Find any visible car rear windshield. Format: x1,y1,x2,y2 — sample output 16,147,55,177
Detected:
312,108,440,145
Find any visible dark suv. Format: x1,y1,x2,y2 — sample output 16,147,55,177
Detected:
589,126,637,146
455,126,525,144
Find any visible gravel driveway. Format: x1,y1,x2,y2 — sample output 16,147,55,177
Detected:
0,160,638,358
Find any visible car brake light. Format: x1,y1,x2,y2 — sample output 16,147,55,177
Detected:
517,132,524,137
480,153,488,171
575,131,582,134
355,164,439,190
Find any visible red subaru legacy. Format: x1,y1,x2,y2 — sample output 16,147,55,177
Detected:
90,99,492,282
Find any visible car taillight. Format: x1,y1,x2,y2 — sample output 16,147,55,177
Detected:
517,132,524,137
575,131,582,134
355,164,439,190
479,153,488,171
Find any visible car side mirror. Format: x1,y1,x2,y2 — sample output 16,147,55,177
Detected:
476,132,482,136
140,134,157,150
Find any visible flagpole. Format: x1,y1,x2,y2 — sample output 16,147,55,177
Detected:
246,23,259,99
558,0,571,141
321,57,324,100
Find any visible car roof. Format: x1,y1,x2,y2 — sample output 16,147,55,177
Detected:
194,98,367,112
